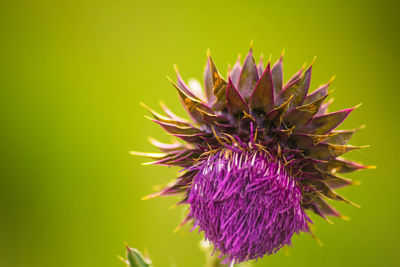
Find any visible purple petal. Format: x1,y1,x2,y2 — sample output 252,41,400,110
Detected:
187,149,309,263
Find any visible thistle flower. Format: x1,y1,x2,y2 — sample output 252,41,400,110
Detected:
134,46,370,264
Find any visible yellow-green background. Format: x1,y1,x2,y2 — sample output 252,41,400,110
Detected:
1,0,398,266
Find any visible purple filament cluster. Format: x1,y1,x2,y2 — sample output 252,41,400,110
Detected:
187,148,311,263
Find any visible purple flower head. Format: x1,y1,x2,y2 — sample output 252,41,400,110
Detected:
188,146,310,263
134,46,371,263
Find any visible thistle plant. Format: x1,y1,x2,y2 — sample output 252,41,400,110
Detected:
133,46,370,264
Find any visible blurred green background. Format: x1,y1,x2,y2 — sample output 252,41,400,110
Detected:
1,0,399,266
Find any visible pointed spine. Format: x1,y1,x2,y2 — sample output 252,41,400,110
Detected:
208,52,228,110
226,78,250,115
305,106,358,135
278,64,312,108
237,47,259,99
271,52,283,95
249,62,274,112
